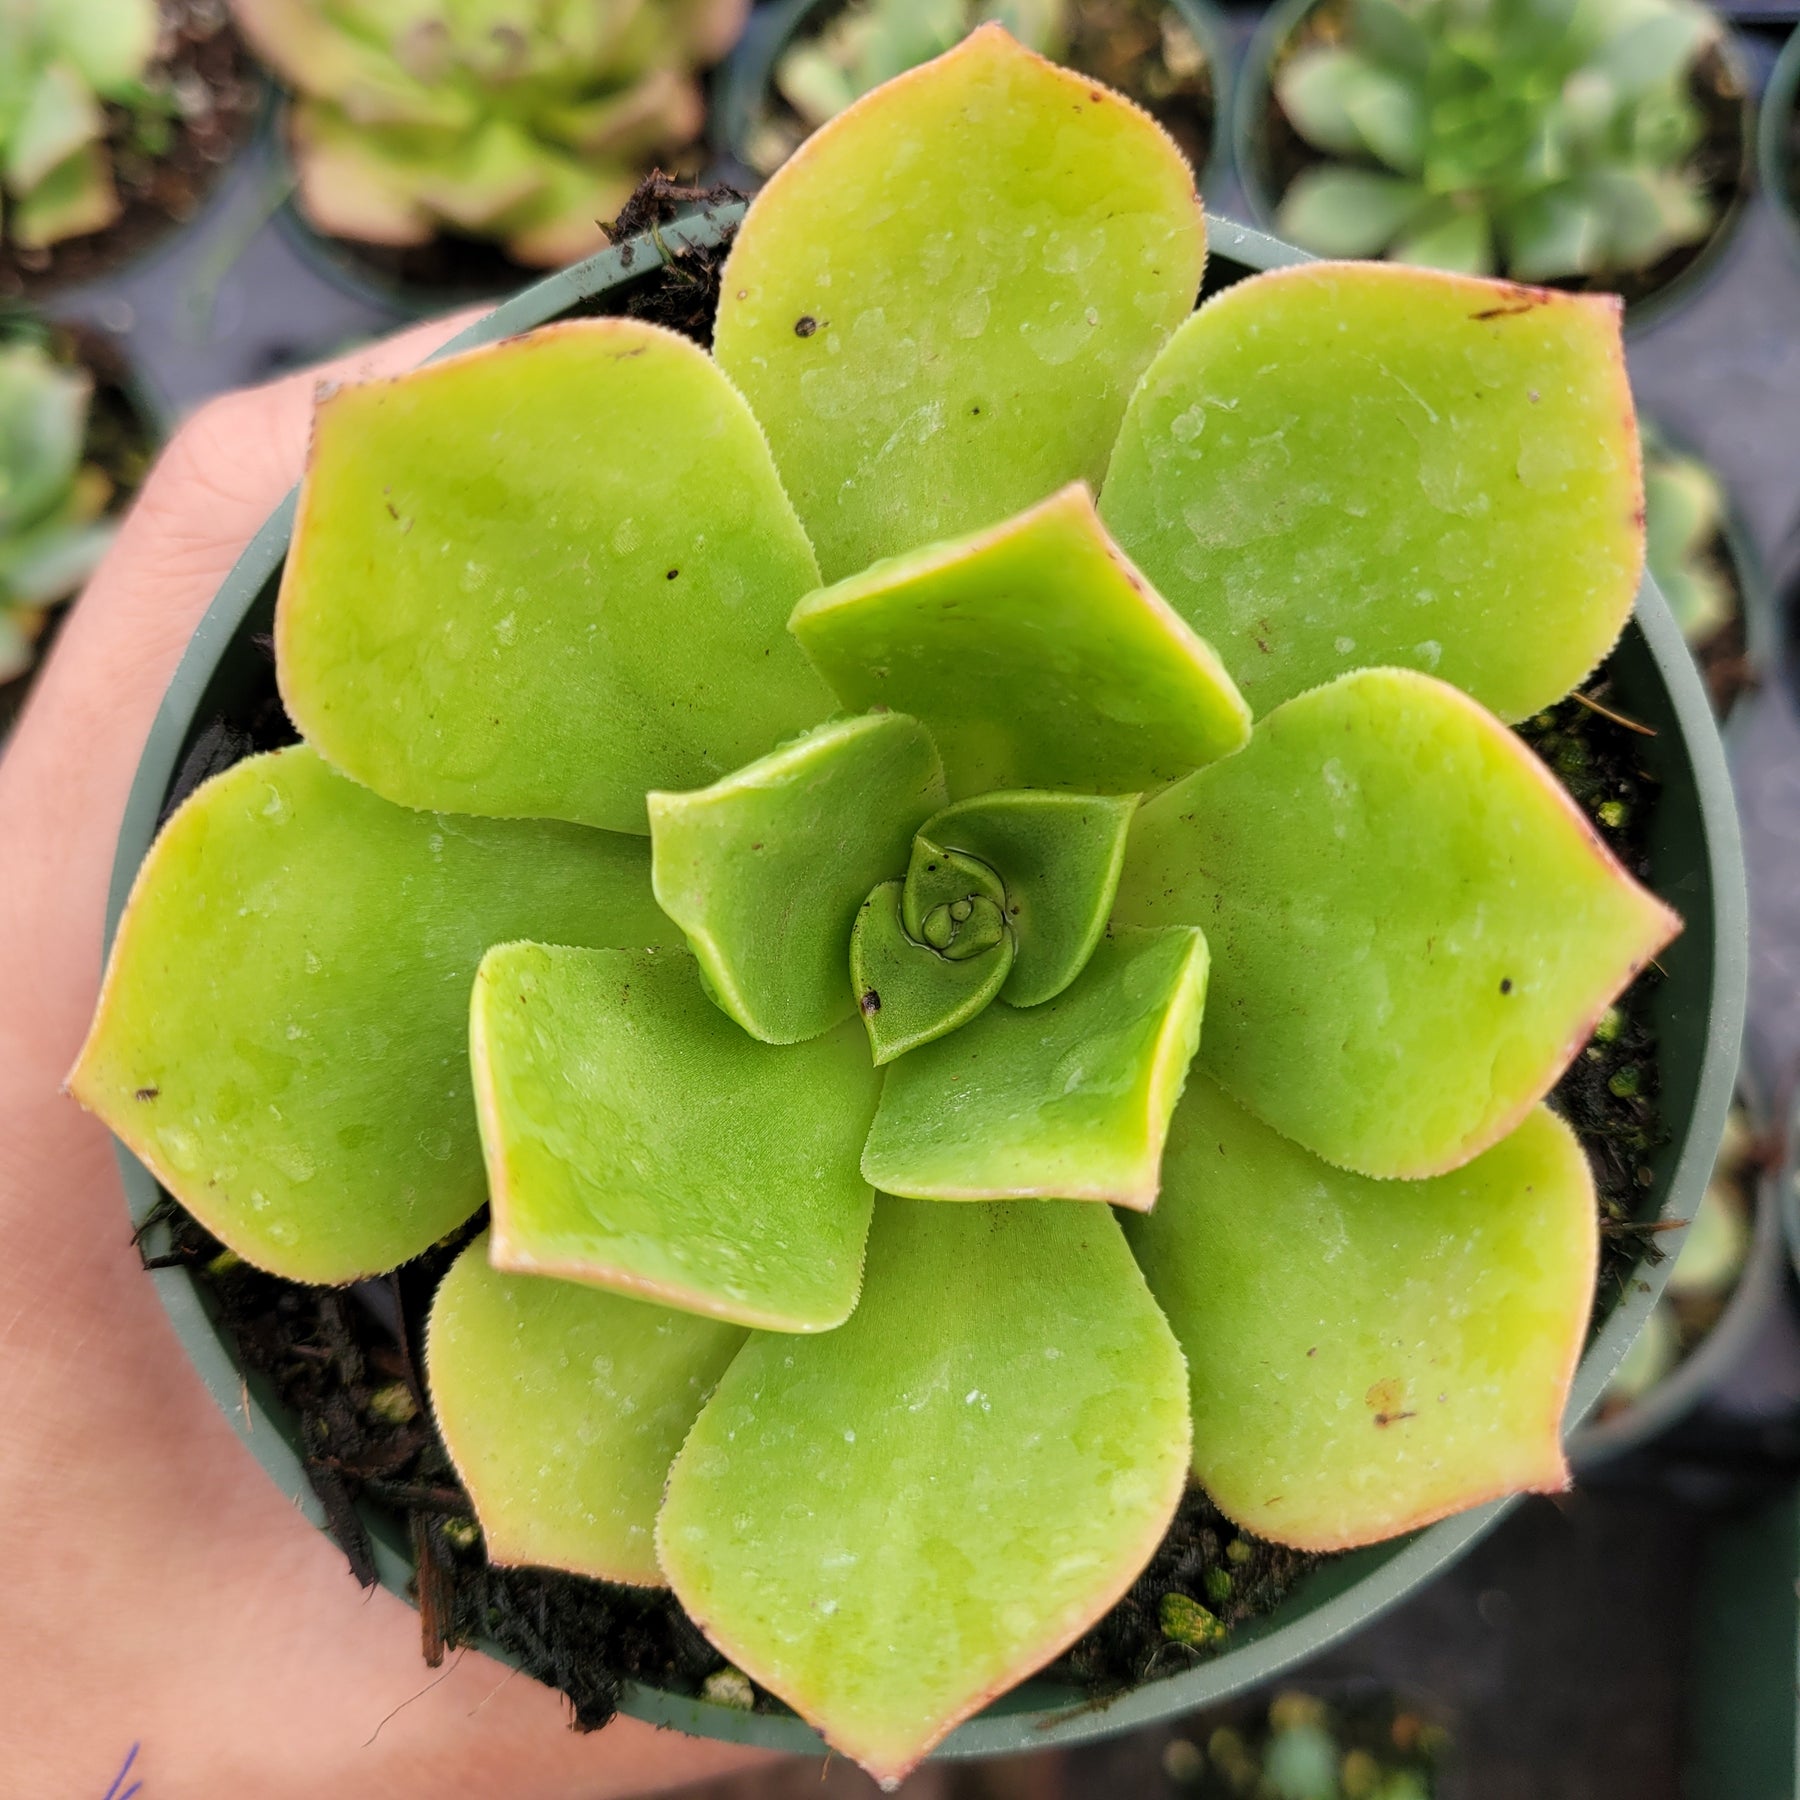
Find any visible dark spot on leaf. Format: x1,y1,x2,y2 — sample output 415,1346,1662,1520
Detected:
135,1085,160,1102
860,990,881,1016
1500,977,1513,994
1089,89,1104,102
666,568,679,580
1373,1412,1417,1427
794,315,819,338
1306,1346,1316,1357
384,500,399,521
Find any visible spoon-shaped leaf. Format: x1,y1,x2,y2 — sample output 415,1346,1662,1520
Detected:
862,925,1208,1206
1112,668,1679,1178
1127,1077,1595,1550
473,944,880,1332
68,747,671,1283
278,318,831,834
658,1195,1190,1785
714,25,1206,581
1100,262,1642,722
850,881,1014,1065
923,790,1138,1006
649,713,945,1045
790,484,1249,798
427,1231,746,1585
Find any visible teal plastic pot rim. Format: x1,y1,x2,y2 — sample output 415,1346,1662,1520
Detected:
106,206,1747,1766
714,0,1235,190
1228,0,1755,335
1759,27,1800,265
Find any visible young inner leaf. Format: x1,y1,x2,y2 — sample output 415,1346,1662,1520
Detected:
474,943,880,1333
790,483,1249,799
861,924,1209,1206
649,712,947,1045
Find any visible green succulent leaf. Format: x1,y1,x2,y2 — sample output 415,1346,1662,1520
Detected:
1111,668,1679,1178
278,319,832,835
0,342,91,536
922,789,1137,1006
1274,47,1385,158
69,747,673,1283
427,1231,746,1585
850,879,1015,1064
1390,202,1495,274
474,944,880,1332
50,0,160,94
901,835,1007,946
648,713,947,1045
790,483,1249,799
12,143,117,248
1274,166,1429,257
1100,261,1643,723
862,925,1208,1205
1643,442,1731,644
659,1195,1190,1785
713,24,1206,581
6,62,105,194
1499,186,1608,279
1126,1077,1596,1550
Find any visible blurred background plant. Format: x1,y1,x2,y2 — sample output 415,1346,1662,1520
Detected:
1,0,165,251
230,0,749,269
0,317,155,731
737,0,1223,182
1158,1689,1444,1798
1262,0,1738,286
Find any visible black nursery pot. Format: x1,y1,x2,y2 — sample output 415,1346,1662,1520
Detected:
715,0,1233,190
104,210,1747,1765
1231,0,1754,332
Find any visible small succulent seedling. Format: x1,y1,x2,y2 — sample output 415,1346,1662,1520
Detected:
228,0,747,265
0,337,117,681
76,29,1679,1784
0,0,161,249
1270,0,1725,281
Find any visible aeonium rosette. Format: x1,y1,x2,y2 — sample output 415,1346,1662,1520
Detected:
72,27,1676,1785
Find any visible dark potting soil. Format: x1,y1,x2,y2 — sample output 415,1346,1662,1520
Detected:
1,0,261,299
131,203,1671,1730
746,0,1217,181
1249,0,1749,311
0,322,160,736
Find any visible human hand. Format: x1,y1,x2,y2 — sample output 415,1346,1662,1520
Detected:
0,319,771,1800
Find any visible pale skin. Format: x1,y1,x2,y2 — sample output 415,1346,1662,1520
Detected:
0,319,772,1799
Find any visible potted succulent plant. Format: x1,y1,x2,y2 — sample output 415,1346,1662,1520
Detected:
717,0,1231,188
75,30,1744,1786
226,0,749,315
0,316,159,734
1760,26,1800,268
1233,0,1751,324
0,0,262,298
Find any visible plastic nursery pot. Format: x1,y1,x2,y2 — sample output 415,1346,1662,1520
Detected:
104,210,1747,1768
1230,0,1754,333
1687,1484,1800,1798
714,0,1233,190
1567,1073,1780,1469
1761,27,1800,269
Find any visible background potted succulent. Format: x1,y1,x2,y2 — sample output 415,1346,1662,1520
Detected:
716,0,1231,188
1233,0,1750,324
1641,425,1767,716
0,0,261,298
0,314,159,734
226,0,750,315
1760,25,1800,270
75,30,1744,1785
